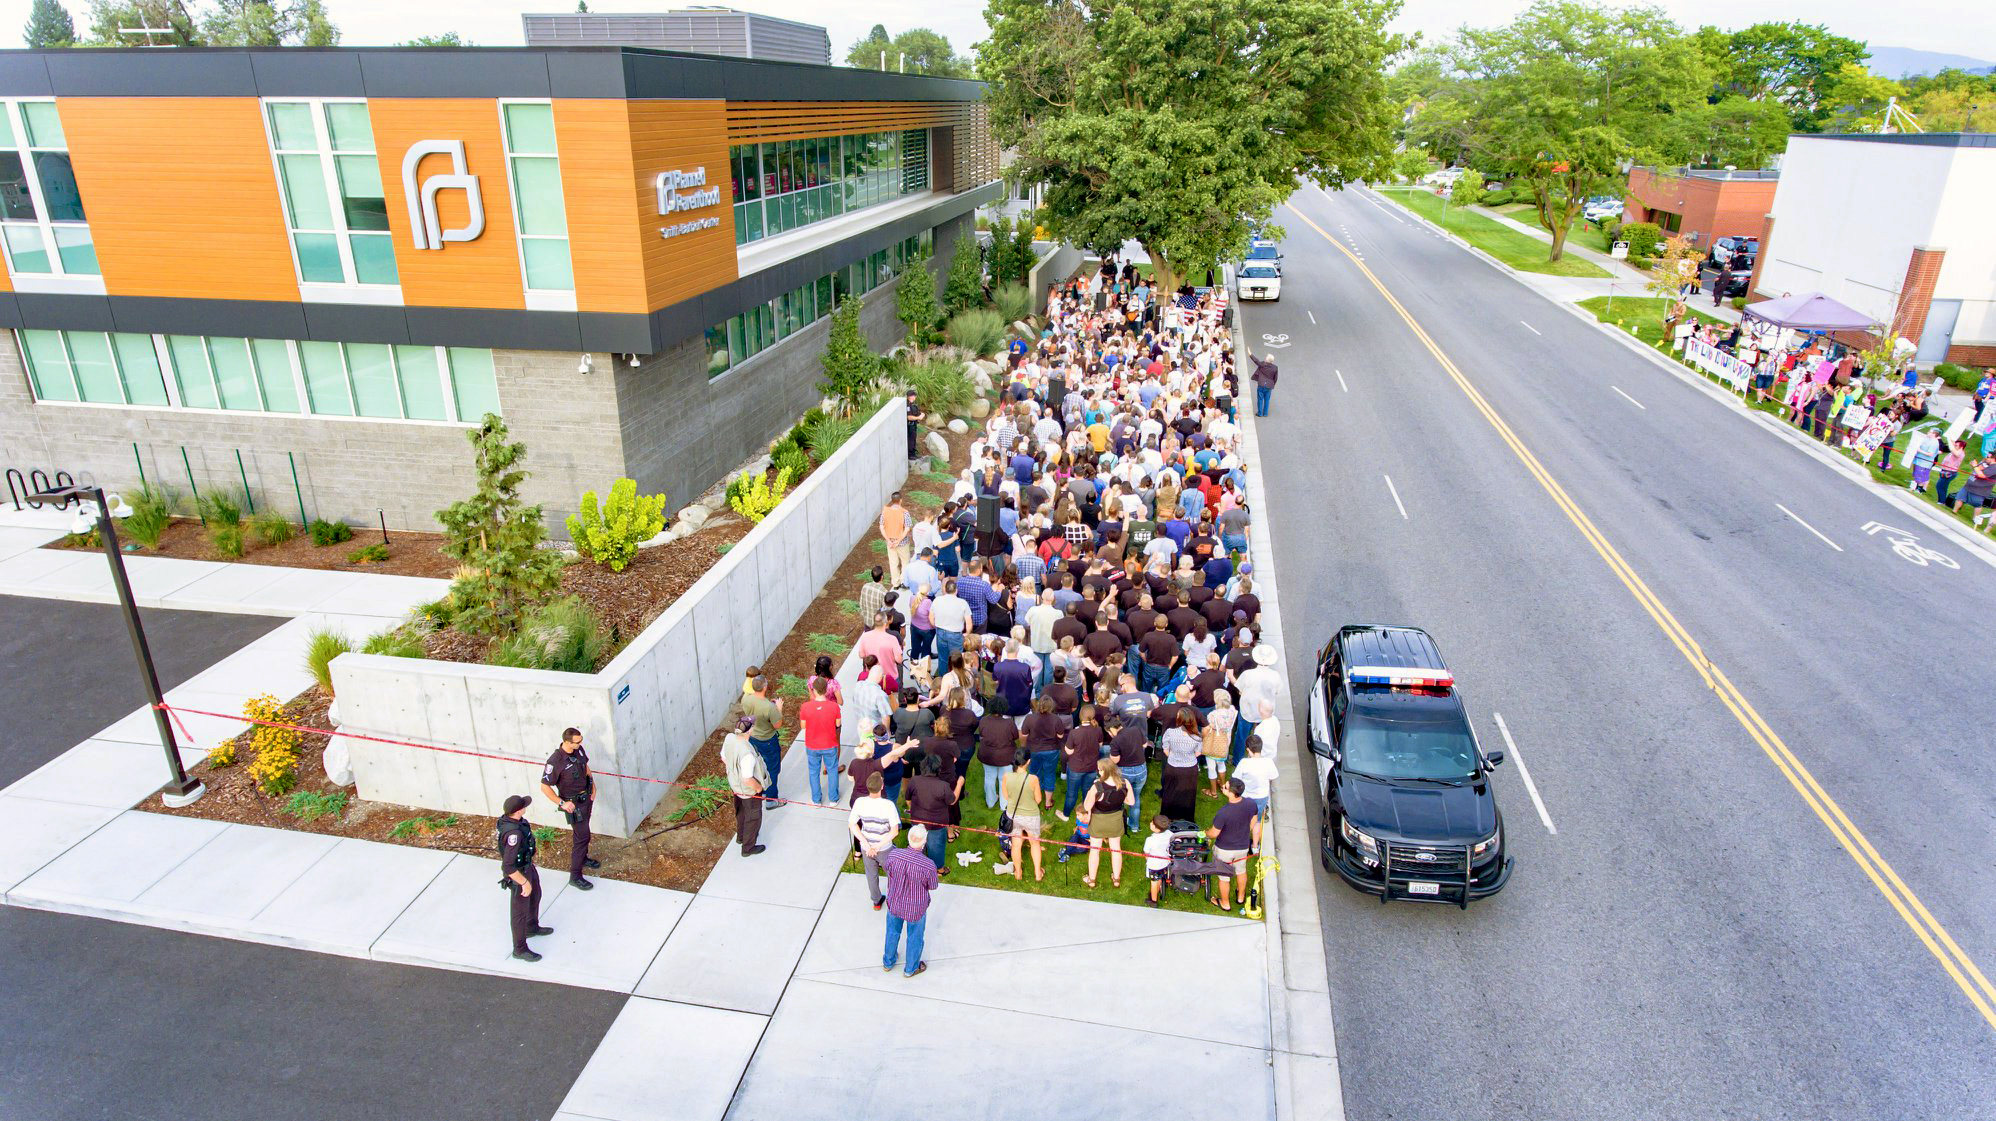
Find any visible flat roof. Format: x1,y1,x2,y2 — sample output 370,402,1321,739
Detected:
1794,132,1996,149
0,45,983,102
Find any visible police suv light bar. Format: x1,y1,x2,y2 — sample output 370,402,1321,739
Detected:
1348,666,1455,688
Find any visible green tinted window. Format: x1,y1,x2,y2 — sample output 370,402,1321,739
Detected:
324,102,373,152
345,343,400,418
394,346,447,420
521,238,573,291
268,103,318,151
298,341,351,415
21,101,64,148
447,348,499,420
166,336,217,409
503,103,556,154
510,157,566,236
250,339,300,413
206,337,262,411
66,332,122,403
112,334,168,406
21,329,75,400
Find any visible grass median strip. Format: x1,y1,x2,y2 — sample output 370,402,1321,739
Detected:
1377,187,1610,278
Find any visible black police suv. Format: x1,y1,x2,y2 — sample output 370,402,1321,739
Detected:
1306,625,1513,907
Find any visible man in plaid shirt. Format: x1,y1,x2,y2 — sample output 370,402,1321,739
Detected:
881,825,940,978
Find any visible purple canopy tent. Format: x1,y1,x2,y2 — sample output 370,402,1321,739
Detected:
1741,292,1875,332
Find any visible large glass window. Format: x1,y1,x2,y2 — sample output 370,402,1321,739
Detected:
264,100,398,288
0,99,98,278
703,233,926,379
728,129,928,248
500,102,573,294
17,328,498,423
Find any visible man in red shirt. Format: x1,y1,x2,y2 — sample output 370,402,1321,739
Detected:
799,679,843,806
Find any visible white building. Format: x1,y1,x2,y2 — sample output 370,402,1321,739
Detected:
1753,133,1996,367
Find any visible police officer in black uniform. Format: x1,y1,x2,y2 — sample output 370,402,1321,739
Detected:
498,794,553,962
540,726,597,890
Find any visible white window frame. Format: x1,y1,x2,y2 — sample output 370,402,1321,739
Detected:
497,98,577,313
0,99,106,296
259,97,404,306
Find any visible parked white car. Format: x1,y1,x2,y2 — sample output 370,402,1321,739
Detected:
1583,198,1624,223
1237,263,1282,301
1423,167,1466,187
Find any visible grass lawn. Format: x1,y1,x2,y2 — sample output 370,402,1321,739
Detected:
1574,296,1996,536
841,755,1261,916
1495,202,1613,255
1377,188,1609,278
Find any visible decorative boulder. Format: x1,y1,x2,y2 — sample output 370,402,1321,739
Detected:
1012,320,1034,337
925,431,951,460
676,505,710,532
966,399,990,420
968,368,994,393
947,418,970,434
924,411,947,429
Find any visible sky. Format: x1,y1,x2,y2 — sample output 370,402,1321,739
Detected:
1,0,1991,62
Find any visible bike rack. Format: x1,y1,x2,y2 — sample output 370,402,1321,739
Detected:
7,467,79,511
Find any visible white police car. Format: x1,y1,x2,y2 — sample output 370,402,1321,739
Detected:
1237,263,1281,301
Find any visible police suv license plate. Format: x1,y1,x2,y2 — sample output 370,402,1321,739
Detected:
1407,881,1441,896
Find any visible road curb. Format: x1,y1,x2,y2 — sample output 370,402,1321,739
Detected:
1232,292,1345,1121
1370,184,1996,574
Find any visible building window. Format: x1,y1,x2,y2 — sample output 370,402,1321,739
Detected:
499,101,574,300
264,100,398,289
703,233,927,378
0,100,99,278
17,328,497,423
728,129,930,249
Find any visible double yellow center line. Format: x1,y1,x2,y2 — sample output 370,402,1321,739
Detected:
1285,199,1996,1033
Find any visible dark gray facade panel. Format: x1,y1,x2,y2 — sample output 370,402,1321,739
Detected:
299,303,412,346
250,50,363,97
0,55,52,95
546,50,629,98
576,313,655,355
355,50,555,99
404,306,583,352
42,49,257,96
9,293,114,332
111,296,308,340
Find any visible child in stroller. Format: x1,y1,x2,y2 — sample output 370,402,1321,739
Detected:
1144,816,1229,905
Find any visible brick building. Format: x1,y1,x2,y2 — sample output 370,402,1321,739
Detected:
0,46,998,529
1621,166,1780,249
1747,133,1996,369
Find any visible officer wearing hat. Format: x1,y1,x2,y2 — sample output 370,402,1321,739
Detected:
539,727,597,891
498,794,553,962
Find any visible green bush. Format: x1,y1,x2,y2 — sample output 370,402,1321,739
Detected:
773,443,811,480
896,354,978,416
283,789,349,822
994,283,1032,323
1448,169,1485,208
804,411,863,459
567,477,668,573
198,490,244,527
361,628,426,658
209,523,246,558
895,248,944,346
727,467,792,523
945,308,1006,357
667,774,733,822
123,483,175,549
489,596,610,673
1933,362,1983,391
943,230,984,314
1620,221,1663,260
251,510,295,546
304,627,352,694
308,518,353,546
347,543,389,564
818,294,881,416
416,598,455,629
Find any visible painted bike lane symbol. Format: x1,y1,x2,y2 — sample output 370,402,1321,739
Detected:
1261,333,1291,349
1861,522,1960,569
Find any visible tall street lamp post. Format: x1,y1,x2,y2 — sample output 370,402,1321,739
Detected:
32,483,205,806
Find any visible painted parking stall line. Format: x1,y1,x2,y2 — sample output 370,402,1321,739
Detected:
1335,369,1348,393
1493,712,1556,835
1520,320,1541,335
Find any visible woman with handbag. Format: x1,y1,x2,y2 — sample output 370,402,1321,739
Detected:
1080,759,1130,888
999,750,1045,882
1203,690,1237,797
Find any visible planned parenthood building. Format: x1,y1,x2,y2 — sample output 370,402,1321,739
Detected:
0,47,998,527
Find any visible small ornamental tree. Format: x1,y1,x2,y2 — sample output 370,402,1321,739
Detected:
567,477,668,572
819,294,879,416
943,229,984,314
895,248,943,347
436,414,565,637
1448,169,1485,209
1009,218,1037,287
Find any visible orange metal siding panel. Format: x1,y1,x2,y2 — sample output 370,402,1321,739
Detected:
554,99,650,315
58,97,299,301
630,100,737,313
366,99,525,311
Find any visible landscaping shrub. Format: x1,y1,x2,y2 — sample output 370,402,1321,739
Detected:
897,354,977,416
804,411,863,460
489,596,609,673
361,628,426,658
728,467,792,523
308,518,353,546
416,598,455,629
894,248,943,346
209,523,247,558
284,789,349,822
198,489,244,527
241,693,301,796
818,294,881,417
667,774,733,822
773,443,811,480
436,414,565,637
1933,362,1983,392
994,283,1032,323
945,308,1006,357
251,510,294,546
1620,221,1663,261
567,477,668,572
943,230,984,314
303,627,351,695
123,483,174,549
346,543,389,564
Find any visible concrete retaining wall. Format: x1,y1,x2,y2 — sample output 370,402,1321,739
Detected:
1029,242,1085,314
333,395,911,837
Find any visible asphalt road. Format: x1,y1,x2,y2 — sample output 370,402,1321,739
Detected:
1246,185,1996,1120
0,595,625,1121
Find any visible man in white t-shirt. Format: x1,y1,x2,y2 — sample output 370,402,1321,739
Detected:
1233,730,1279,820
849,772,902,911
1231,644,1283,765
1142,814,1176,907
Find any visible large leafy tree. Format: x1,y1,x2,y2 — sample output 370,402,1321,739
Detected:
1675,95,1792,170
25,0,77,47
1448,1,1707,262
85,0,199,45
1695,22,1868,131
201,0,338,46
846,25,972,78
980,0,1405,294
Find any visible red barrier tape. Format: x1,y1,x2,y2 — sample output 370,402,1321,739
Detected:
155,704,1257,870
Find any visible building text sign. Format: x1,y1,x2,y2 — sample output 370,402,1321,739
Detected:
656,168,723,239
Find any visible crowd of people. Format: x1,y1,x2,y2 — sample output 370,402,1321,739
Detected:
1677,317,1996,533
715,256,1288,973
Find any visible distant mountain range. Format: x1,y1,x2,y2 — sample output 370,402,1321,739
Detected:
1864,45,1995,79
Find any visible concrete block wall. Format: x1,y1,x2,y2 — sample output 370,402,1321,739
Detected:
332,395,910,837
1029,243,1084,314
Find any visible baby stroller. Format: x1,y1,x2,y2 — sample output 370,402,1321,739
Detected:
1163,818,1228,899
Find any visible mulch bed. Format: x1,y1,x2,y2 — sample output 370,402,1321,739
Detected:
72,517,464,579
143,412,977,893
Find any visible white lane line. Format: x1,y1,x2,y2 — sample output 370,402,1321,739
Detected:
1520,320,1541,335
1493,713,1556,835
1382,474,1409,520
1307,309,1316,324
1611,385,1647,410
1775,503,1844,552
1335,369,1349,392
